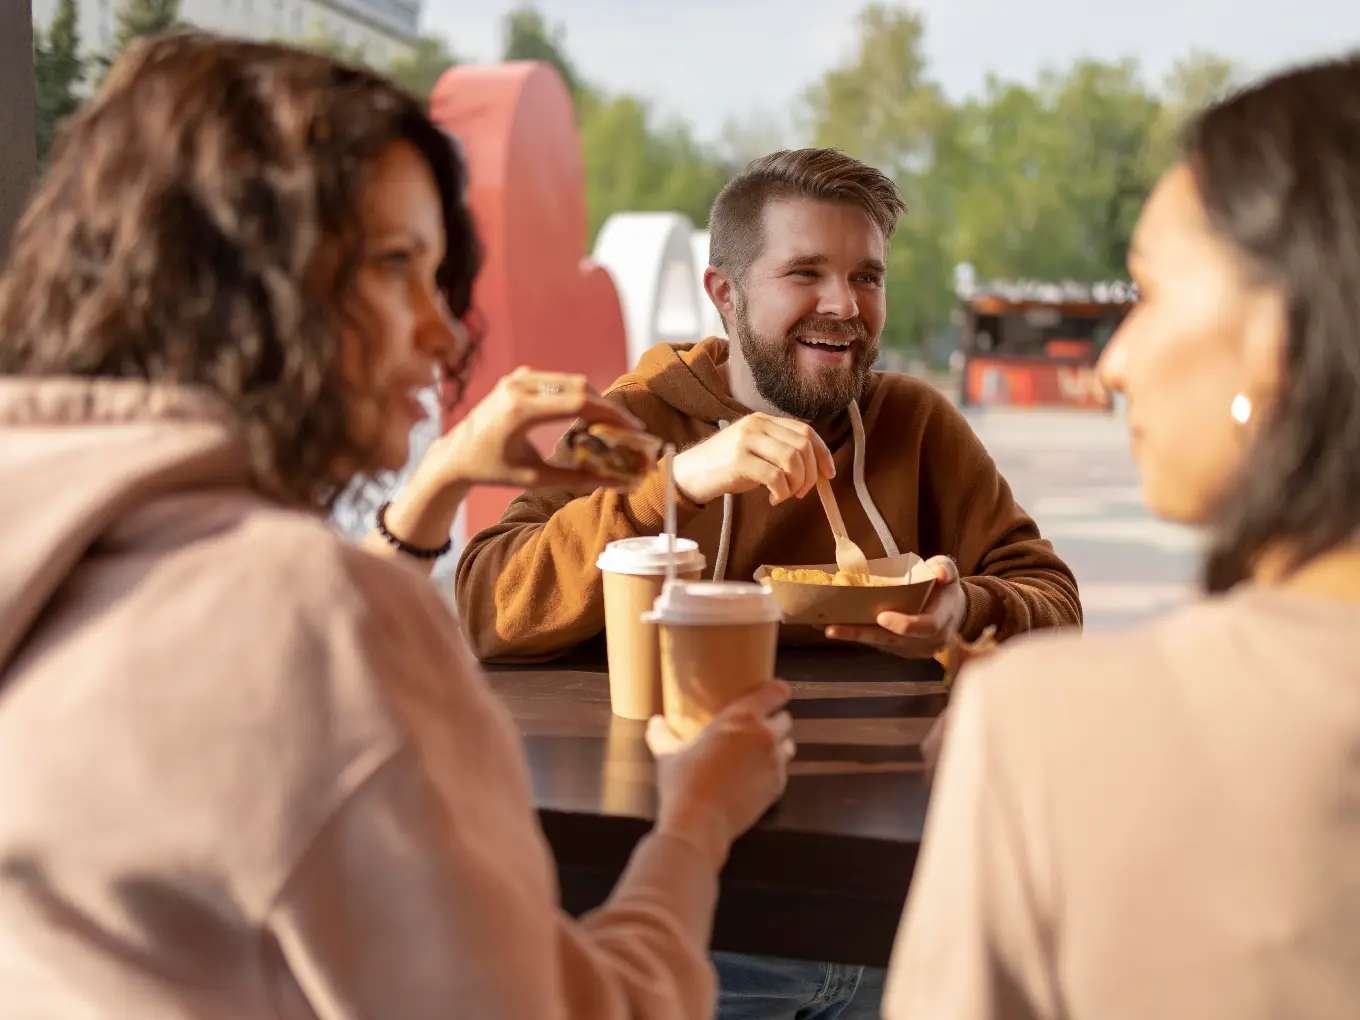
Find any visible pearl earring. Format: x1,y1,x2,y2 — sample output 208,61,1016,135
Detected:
1231,393,1252,425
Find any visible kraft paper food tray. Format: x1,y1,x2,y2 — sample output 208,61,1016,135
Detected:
753,553,937,626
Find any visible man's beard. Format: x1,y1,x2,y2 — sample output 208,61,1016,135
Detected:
731,302,878,421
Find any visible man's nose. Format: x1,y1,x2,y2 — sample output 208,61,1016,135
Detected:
817,277,859,321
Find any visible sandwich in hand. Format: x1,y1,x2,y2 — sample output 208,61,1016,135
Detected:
562,423,663,485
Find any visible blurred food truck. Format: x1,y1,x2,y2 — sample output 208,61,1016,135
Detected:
952,267,1136,410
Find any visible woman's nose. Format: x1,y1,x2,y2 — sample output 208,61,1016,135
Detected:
1097,327,1130,394
414,286,463,361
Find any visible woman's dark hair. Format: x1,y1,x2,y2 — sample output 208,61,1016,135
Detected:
1185,54,1360,591
0,33,481,507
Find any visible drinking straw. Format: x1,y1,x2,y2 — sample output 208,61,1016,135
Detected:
663,443,677,588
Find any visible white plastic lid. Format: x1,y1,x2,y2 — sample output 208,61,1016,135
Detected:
643,580,783,626
596,536,706,577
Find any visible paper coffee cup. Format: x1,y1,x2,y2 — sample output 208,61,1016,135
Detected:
597,537,706,720
643,581,782,741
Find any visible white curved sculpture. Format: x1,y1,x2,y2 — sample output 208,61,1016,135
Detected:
690,230,727,340
592,212,704,367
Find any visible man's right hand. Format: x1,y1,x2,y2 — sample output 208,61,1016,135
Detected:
672,413,836,506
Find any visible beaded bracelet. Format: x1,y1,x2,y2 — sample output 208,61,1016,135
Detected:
375,501,452,560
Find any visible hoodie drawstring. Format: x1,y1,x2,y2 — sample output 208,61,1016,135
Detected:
709,402,896,583
848,401,899,558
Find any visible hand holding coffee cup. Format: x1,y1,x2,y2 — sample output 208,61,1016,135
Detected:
648,680,795,867
644,580,783,741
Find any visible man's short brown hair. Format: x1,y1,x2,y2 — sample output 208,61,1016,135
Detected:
707,148,907,284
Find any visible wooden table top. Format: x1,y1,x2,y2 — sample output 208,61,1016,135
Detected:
485,641,946,966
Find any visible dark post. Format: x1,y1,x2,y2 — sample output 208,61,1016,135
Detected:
0,0,37,260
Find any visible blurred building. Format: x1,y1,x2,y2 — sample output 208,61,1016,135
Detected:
31,0,420,69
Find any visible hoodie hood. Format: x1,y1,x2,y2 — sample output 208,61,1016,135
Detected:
623,338,749,425
0,377,252,672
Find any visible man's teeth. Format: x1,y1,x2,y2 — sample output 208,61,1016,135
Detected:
799,337,852,349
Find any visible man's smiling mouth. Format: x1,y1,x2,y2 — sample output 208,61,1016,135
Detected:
796,335,854,351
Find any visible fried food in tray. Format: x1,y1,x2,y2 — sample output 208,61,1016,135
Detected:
563,423,663,484
767,566,902,588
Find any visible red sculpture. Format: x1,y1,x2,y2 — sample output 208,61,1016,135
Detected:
429,63,629,538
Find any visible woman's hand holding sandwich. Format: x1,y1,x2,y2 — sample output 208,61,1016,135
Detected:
364,367,642,569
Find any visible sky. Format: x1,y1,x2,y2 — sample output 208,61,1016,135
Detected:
422,0,1360,144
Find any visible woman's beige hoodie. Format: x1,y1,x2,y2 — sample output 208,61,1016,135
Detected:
0,377,718,1019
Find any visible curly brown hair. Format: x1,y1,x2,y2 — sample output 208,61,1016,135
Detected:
0,33,481,507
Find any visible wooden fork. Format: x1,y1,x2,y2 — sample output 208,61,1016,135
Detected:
814,476,871,579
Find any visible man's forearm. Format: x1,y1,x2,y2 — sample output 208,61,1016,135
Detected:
960,568,1083,641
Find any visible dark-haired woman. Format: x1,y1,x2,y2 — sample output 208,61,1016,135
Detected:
0,35,793,1018
884,55,1360,1020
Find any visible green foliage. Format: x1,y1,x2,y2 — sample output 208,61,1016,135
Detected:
114,0,181,53
33,0,84,166
801,5,1243,358
388,34,459,99
291,27,457,100
502,6,731,242
501,4,583,98
297,22,370,66
31,0,1246,366
803,4,955,354
577,91,732,241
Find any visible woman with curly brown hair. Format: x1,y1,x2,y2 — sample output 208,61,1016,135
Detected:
0,34,793,1019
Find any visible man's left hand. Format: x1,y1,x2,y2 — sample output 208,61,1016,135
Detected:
825,555,967,659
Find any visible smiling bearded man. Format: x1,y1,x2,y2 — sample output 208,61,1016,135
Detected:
456,147,1083,1020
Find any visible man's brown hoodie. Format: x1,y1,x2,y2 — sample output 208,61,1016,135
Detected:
456,338,1081,660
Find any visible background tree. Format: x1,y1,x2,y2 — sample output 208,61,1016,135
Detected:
577,92,732,240
802,3,955,355
497,8,731,243
33,0,84,166
33,0,1246,369
297,22,369,66
501,3,584,100
717,103,795,170
113,0,181,53
799,4,1243,362
1144,50,1242,170
388,34,459,99
947,61,1162,283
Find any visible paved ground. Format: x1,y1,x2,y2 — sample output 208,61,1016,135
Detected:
963,407,1202,631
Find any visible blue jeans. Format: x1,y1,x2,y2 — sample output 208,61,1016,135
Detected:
713,952,885,1020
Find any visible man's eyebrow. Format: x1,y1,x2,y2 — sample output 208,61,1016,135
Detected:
772,254,886,275
773,253,829,272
